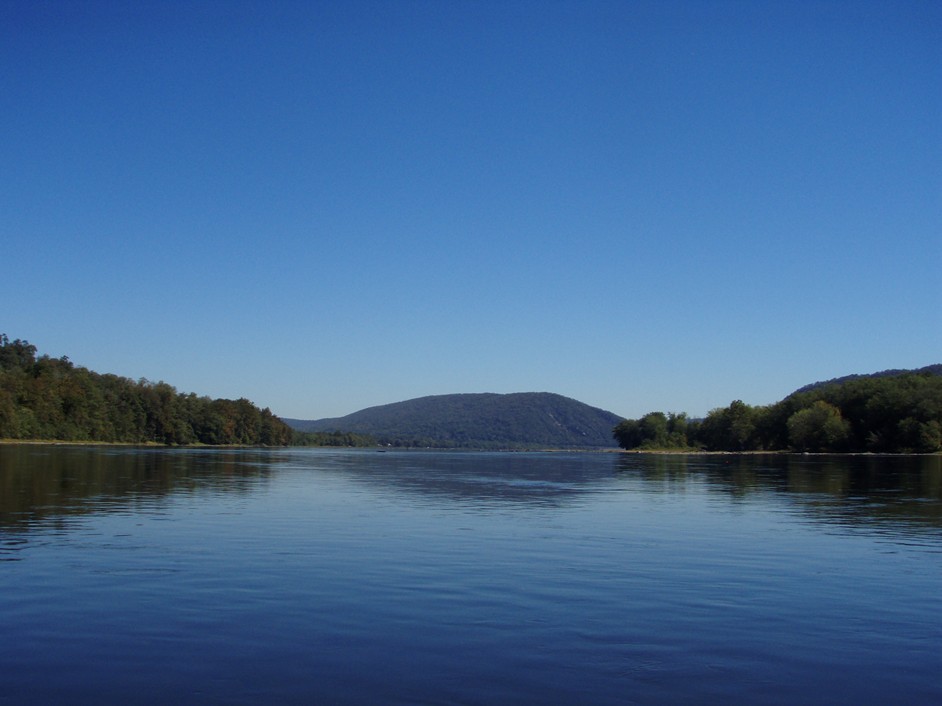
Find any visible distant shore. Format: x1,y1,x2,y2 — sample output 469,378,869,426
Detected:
0,439,277,448
2,439,938,456
617,448,942,457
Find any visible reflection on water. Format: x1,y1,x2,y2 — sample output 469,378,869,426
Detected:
0,446,281,542
3,446,939,534
616,453,942,533
1,446,940,705
291,450,617,507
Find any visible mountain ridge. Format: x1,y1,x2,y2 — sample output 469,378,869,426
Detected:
791,364,942,395
284,392,624,449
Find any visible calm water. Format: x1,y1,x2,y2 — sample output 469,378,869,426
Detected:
1,447,940,705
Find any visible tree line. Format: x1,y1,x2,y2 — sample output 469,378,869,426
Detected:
291,430,377,447
0,335,292,445
614,370,942,454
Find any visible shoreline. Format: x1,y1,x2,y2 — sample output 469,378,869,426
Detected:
2,439,938,456
0,439,281,449
618,448,942,457
376,447,942,456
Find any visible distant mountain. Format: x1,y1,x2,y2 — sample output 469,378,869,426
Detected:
791,364,942,395
284,392,625,449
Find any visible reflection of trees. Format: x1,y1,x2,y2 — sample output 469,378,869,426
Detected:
309,450,613,507
0,445,280,532
615,453,782,498
314,451,942,532
615,453,942,530
2,447,940,541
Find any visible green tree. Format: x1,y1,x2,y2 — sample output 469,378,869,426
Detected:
697,401,758,451
896,417,942,453
613,412,690,449
0,334,294,445
613,418,643,449
786,401,850,452
0,335,37,370
639,412,669,447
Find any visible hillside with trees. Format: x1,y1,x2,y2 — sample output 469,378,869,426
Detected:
0,335,292,445
791,365,942,395
614,366,942,453
286,392,624,449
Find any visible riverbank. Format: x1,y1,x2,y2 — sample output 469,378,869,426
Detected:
2,439,938,455
618,448,942,457
0,439,284,448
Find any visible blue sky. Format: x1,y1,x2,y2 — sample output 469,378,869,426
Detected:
2,0,939,420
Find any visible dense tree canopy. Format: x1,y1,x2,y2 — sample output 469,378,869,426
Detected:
614,370,942,454
0,334,292,445
291,430,377,447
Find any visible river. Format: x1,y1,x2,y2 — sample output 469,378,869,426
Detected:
1,446,940,704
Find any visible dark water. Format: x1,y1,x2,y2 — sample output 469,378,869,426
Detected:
1,446,940,705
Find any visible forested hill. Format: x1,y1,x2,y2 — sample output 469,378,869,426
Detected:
286,393,624,449
614,365,942,454
0,335,292,445
792,364,942,395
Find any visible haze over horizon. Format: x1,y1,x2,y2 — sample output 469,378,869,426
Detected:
3,1,939,421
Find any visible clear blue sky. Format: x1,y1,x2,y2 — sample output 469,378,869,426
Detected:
3,0,939,421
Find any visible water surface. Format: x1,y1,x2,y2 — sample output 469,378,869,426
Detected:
1,447,940,704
